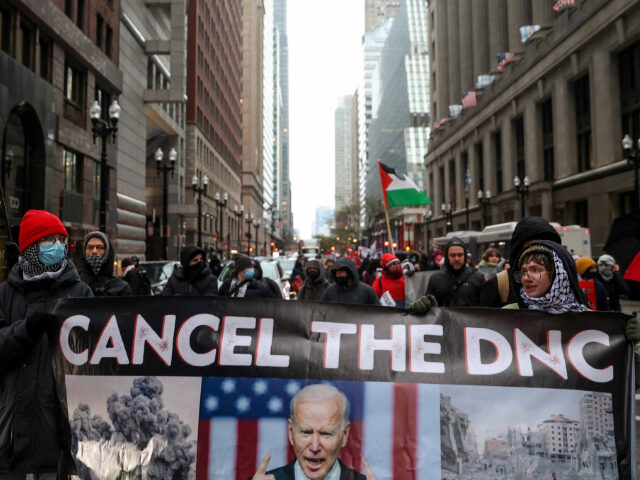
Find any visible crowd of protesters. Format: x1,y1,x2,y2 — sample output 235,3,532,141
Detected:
0,209,639,478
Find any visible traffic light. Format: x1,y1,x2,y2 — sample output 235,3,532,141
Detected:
249,247,254,253
384,241,389,247
392,242,397,249
270,241,275,247
405,246,411,252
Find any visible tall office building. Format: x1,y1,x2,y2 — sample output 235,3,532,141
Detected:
537,414,580,461
273,0,292,242
186,0,243,254
314,206,334,237
358,18,393,226
335,94,358,212
364,0,400,33
122,0,187,260
262,0,275,251
367,0,430,201
425,0,640,253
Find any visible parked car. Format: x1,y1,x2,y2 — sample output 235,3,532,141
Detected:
217,258,290,299
278,258,296,282
139,260,179,295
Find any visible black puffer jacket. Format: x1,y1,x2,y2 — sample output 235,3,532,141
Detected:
298,259,329,301
426,237,486,307
319,257,379,306
161,245,218,296
219,278,280,298
480,217,562,307
0,262,93,474
79,232,131,297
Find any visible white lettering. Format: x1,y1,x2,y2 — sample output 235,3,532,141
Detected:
175,314,220,366
60,315,90,366
132,315,176,366
255,318,289,367
465,327,512,375
409,324,445,373
311,321,357,368
566,330,613,383
219,316,255,366
515,329,567,379
359,324,406,371
90,315,129,365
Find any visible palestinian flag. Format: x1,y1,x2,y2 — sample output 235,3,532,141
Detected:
378,161,432,208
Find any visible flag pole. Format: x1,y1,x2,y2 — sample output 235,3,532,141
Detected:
383,205,395,255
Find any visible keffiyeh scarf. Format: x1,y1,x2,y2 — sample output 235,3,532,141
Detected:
85,253,107,276
229,278,249,298
519,250,588,314
19,243,68,282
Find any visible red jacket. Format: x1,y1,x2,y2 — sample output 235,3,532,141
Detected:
373,254,405,301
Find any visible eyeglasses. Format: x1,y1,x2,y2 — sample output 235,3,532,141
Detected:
513,268,547,283
85,244,106,252
38,235,68,247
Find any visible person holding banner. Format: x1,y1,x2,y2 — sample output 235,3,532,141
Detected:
79,231,132,297
298,258,330,302
320,257,379,306
0,209,93,479
251,384,373,480
371,254,405,308
219,254,279,298
161,244,218,296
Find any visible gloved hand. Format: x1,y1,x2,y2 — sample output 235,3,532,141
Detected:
26,311,57,339
407,294,438,315
4,241,20,271
625,312,639,342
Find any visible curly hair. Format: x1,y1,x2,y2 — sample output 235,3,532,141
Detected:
518,244,555,283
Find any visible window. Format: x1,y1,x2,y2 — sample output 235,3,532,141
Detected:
461,151,469,196
620,42,640,144
64,59,85,107
17,20,34,69
93,161,101,201
449,160,456,209
65,0,73,17
475,142,484,192
96,14,103,49
439,165,445,205
95,85,112,121
494,131,503,193
574,75,592,172
39,36,52,81
541,99,554,180
0,6,11,54
76,0,84,30
515,116,525,180
575,200,588,227
105,26,112,58
63,149,79,192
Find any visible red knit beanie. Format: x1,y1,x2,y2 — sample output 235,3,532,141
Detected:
19,210,68,253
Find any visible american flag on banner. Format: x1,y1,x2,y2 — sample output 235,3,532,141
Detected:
461,91,477,108
497,52,515,72
448,104,462,118
553,0,577,11
520,25,541,43
196,377,440,480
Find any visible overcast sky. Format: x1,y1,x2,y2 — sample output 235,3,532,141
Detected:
288,1,364,239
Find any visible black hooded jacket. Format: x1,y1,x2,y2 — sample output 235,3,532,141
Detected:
480,217,562,307
426,237,486,307
513,240,589,309
319,257,379,305
0,261,93,474
161,245,218,296
79,232,131,297
298,259,329,301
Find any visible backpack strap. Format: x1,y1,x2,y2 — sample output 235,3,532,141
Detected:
497,270,510,304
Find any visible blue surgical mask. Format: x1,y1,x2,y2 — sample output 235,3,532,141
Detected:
38,241,66,266
244,268,255,280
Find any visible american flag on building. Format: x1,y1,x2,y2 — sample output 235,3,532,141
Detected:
433,117,450,129
553,0,577,12
497,52,515,72
461,91,477,108
196,377,440,480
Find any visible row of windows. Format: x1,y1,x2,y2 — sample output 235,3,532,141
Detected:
62,148,101,201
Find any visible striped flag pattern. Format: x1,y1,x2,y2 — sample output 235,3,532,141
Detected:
433,117,450,129
461,91,477,108
553,0,577,11
520,25,541,43
476,74,495,89
196,377,441,480
497,52,515,72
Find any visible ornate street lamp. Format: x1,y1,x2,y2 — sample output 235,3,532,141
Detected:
233,205,244,251
192,173,208,247
245,213,254,254
154,147,177,259
254,219,260,255
477,189,492,228
214,192,228,253
513,175,529,219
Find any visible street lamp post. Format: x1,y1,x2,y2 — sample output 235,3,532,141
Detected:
441,203,452,233
154,147,177,259
254,219,260,255
214,192,228,253
465,191,470,230
233,205,244,251
424,208,433,250
89,99,120,233
513,175,530,219
477,189,492,228
192,173,208,247
622,134,640,212
245,213,254,254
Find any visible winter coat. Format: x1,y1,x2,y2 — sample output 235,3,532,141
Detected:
0,262,93,474
320,257,380,306
219,278,280,299
298,259,329,302
426,237,486,307
161,245,218,296
79,235,131,297
123,268,149,295
372,254,405,307
596,271,629,312
480,217,562,307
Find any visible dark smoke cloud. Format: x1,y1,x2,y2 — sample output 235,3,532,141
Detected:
71,377,196,480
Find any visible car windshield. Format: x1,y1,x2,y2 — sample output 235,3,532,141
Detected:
260,262,280,282
141,263,175,284
279,259,295,273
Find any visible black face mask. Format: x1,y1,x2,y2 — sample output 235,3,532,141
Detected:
307,269,320,280
335,276,349,287
186,261,206,279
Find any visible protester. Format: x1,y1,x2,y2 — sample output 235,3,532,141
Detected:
161,244,218,296
596,254,630,312
291,255,306,282
297,258,329,301
209,250,223,277
425,237,485,307
219,254,278,298
0,209,93,477
252,259,283,299
505,241,589,312
480,217,562,307
122,257,147,295
125,255,151,295
320,256,379,305
361,257,380,285
372,253,406,307
79,231,131,296
475,247,502,279
324,257,336,284
575,256,610,311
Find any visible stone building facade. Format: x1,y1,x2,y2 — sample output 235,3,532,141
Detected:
425,0,640,254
